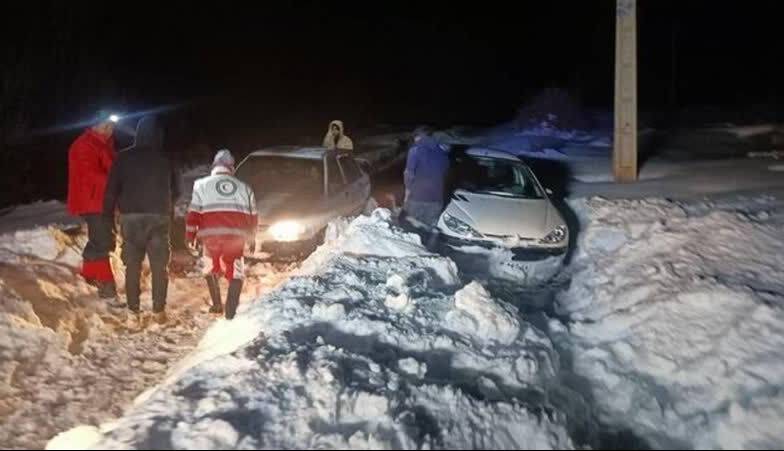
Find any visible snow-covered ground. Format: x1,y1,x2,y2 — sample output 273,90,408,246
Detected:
549,195,784,449
0,209,295,450
5,120,784,450
49,210,576,450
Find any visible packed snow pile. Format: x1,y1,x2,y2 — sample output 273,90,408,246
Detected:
0,201,79,235
0,207,294,450
53,209,575,450
551,196,784,449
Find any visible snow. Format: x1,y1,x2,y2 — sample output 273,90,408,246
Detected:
550,196,784,449
447,282,520,346
0,204,295,450
52,209,575,450
0,201,80,235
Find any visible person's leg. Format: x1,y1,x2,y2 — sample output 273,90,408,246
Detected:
147,216,171,315
120,215,145,313
201,239,223,313
421,202,444,251
82,215,116,295
223,241,245,320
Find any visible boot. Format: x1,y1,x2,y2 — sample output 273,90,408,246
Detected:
126,310,142,330
225,279,243,320
153,311,168,326
206,274,223,314
98,281,118,300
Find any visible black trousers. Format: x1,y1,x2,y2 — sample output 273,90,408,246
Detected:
121,214,171,313
82,214,115,261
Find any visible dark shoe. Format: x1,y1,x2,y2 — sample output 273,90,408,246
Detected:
126,311,142,330
98,282,118,300
153,311,168,325
225,279,243,320
208,304,224,315
205,274,222,310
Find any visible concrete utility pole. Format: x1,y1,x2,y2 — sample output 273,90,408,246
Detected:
614,0,638,182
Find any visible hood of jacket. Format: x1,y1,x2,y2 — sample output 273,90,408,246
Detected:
327,120,345,137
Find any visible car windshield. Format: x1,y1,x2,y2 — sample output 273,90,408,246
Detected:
237,156,323,197
453,155,543,199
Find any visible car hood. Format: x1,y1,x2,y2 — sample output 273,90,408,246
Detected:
257,192,325,224
445,190,564,239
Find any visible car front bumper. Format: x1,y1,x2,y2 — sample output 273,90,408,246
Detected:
260,239,317,256
440,234,568,262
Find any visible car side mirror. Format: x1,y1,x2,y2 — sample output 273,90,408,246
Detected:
545,188,554,196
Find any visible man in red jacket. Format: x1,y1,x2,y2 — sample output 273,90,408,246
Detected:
67,111,118,299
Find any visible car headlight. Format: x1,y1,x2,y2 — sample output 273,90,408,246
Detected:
443,213,483,239
540,225,568,244
269,220,305,242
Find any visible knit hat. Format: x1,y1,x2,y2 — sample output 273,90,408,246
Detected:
212,149,236,169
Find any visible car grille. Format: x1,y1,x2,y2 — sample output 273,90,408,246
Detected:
485,233,536,242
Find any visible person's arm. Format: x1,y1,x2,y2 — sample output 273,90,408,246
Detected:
245,186,258,252
98,141,117,175
323,131,334,148
404,146,419,189
102,158,121,216
247,188,258,235
185,185,203,244
170,161,181,207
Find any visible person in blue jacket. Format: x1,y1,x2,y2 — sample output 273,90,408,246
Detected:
403,126,450,228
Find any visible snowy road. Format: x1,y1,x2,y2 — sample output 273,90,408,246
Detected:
0,219,297,450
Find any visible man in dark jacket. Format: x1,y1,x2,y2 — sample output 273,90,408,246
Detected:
67,110,118,299
404,126,450,227
104,115,179,327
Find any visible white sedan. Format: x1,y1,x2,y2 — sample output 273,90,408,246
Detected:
437,148,569,263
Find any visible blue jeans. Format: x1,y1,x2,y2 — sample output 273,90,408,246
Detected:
403,200,443,250
404,200,443,227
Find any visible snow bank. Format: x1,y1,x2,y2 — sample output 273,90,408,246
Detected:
61,209,574,450
0,212,294,449
0,200,79,235
552,196,784,449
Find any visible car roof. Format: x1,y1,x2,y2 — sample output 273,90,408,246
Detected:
247,146,331,160
464,147,524,163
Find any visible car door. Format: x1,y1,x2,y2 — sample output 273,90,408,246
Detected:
337,154,371,215
325,154,354,218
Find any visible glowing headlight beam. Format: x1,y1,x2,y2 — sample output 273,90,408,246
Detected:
269,221,305,242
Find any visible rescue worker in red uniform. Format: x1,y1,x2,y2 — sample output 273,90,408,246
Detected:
67,111,118,299
186,150,257,320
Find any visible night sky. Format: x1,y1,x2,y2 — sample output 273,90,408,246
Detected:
5,1,783,128
1,1,783,205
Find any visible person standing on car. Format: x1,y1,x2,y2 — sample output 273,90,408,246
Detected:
103,115,179,328
186,149,257,320
322,120,354,151
67,110,118,299
403,126,450,228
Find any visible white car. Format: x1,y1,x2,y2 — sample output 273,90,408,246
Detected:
236,146,371,258
437,148,569,261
